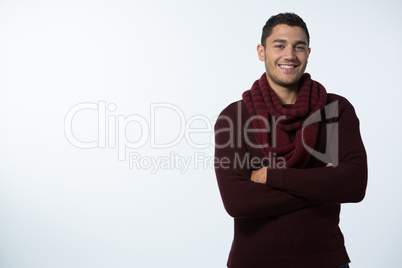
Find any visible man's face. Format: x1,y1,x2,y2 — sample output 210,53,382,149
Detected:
258,24,311,89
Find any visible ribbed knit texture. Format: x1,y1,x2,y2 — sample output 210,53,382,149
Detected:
242,73,327,168
214,84,368,267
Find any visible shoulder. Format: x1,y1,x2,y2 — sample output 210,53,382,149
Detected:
215,100,249,121
326,93,359,122
217,100,246,116
327,93,351,105
214,100,249,130
327,93,356,112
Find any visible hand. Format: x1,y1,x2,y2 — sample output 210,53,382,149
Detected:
326,163,334,167
250,167,267,184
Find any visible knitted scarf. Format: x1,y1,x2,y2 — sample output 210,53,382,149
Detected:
242,73,327,168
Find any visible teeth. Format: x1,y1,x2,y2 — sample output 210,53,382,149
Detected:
279,65,295,69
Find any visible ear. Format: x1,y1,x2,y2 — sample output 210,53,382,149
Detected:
257,44,265,62
308,47,311,56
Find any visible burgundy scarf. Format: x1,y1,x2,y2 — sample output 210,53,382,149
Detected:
242,73,327,168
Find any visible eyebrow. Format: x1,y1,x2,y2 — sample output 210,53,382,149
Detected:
272,39,308,46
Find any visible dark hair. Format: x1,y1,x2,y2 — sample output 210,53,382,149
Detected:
261,13,310,47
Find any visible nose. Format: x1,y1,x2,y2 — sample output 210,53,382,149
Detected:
283,46,296,60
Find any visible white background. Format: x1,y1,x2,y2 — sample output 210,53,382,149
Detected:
0,0,401,267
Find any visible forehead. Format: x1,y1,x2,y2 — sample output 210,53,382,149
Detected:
267,24,308,43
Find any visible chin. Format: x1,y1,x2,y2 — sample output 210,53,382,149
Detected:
282,74,303,84
267,72,301,88
275,78,299,88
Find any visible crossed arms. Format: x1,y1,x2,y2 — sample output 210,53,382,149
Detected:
214,97,367,219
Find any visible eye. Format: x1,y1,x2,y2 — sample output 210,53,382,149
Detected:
275,45,285,49
295,46,305,50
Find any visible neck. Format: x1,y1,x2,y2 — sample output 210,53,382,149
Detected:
266,77,299,105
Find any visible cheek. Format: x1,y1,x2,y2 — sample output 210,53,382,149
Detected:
265,55,277,66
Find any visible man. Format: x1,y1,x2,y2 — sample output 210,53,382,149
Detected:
214,13,367,268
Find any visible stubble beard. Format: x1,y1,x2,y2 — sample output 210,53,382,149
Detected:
265,67,302,89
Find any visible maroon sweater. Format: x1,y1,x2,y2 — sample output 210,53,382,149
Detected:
214,94,367,268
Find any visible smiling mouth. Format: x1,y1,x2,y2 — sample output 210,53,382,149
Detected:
278,64,299,69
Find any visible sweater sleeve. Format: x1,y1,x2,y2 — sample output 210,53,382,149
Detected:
214,101,318,219
266,96,368,204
